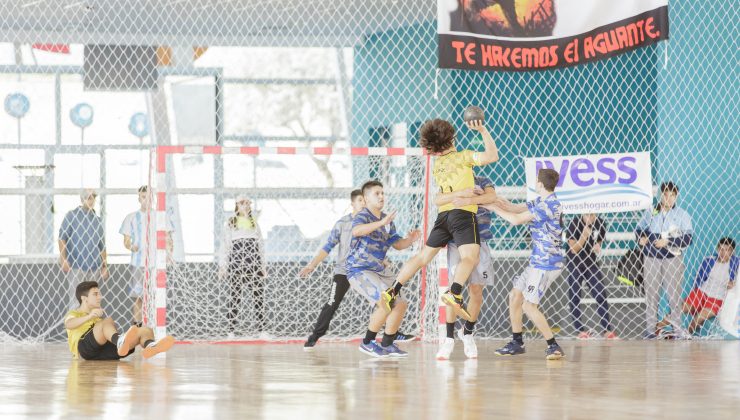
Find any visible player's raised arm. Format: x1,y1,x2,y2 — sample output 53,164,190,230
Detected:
466,120,499,165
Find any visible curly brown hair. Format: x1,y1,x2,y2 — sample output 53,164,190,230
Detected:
419,119,455,154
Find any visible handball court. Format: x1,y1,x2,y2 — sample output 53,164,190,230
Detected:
2,340,739,419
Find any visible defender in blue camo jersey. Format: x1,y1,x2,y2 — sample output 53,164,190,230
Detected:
346,180,420,358
483,169,566,360
299,190,419,351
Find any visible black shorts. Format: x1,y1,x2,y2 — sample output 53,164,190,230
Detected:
77,327,135,361
426,209,480,248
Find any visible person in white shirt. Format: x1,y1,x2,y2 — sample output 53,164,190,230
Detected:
658,237,737,335
219,195,266,336
119,186,173,327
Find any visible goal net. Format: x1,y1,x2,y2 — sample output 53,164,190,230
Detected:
146,146,433,341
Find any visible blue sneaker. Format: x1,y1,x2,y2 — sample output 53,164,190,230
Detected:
359,341,389,358
381,343,408,358
393,331,416,343
494,340,526,356
545,343,565,360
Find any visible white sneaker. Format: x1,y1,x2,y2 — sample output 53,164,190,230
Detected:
457,329,478,359
116,325,140,357
142,335,175,359
436,337,455,360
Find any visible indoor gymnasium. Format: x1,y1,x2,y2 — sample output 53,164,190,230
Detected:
0,1,738,418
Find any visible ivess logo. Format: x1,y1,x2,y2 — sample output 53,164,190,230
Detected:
535,157,638,187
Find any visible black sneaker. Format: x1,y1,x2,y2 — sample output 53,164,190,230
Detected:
394,331,416,342
545,343,565,360
494,340,526,356
303,335,318,352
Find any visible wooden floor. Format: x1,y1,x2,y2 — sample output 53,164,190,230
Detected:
1,340,739,419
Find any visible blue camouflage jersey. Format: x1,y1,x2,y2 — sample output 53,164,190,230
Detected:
346,208,401,275
526,194,565,271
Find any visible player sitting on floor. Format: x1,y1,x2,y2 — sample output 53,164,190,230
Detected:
64,281,175,360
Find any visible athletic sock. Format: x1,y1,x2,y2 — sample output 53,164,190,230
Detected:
363,330,378,345
450,282,463,295
513,332,523,345
392,281,403,294
144,339,155,348
446,322,455,339
110,333,120,346
381,333,396,347
464,320,476,335
546,337,557,346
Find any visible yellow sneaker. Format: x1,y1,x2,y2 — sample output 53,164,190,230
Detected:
380,288,396,313
440,290,472,321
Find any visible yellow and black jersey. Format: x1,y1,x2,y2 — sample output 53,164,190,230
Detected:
433,149,482,213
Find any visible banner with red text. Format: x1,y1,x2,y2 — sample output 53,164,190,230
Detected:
438,0,669,71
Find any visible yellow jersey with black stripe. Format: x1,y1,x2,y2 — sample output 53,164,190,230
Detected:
65,309,100,358
433,149,481,213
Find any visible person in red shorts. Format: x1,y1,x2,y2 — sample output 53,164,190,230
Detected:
659,237,737,335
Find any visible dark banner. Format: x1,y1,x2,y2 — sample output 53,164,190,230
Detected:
438,2,669,71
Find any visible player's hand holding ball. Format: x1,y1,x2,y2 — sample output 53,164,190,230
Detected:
463,105,486,132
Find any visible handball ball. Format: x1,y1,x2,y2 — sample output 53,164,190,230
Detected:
463,106,485,123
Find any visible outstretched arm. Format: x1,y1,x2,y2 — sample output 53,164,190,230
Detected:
467,121,499,165
492,195,528,213
451,186,497,208
352,211,396,237
489,205,534,226
434,188,477,207
300,249,330,278
392,229,421,250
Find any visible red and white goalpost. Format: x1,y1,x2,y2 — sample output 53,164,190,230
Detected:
147,145,441,342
